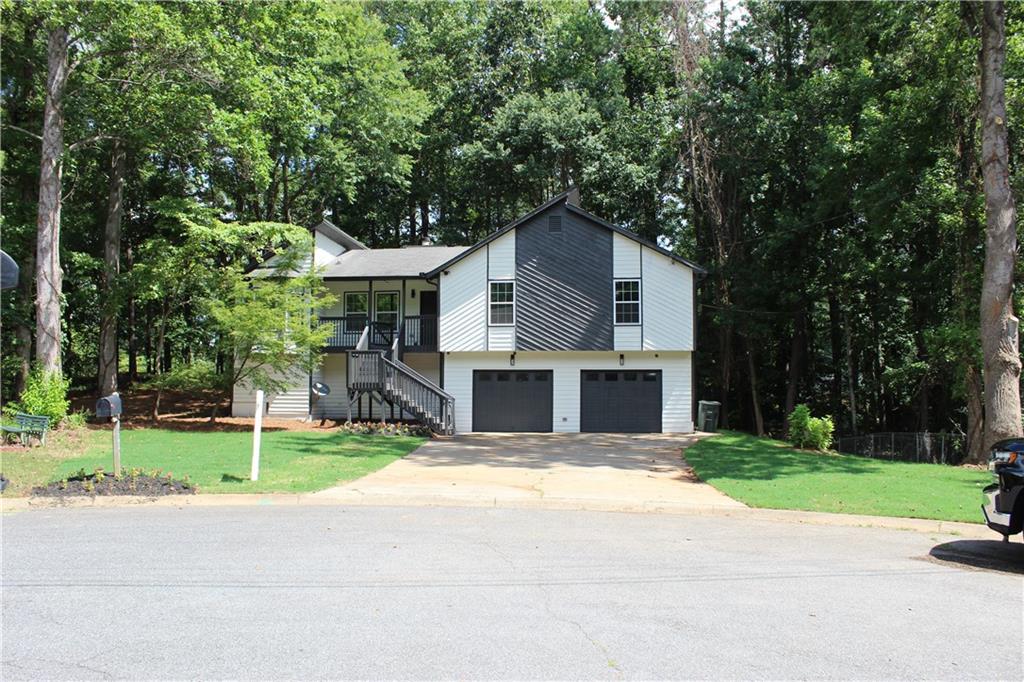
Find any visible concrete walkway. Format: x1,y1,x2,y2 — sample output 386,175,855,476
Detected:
312,432,746,512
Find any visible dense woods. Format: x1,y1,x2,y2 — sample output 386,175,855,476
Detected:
1,1,1020,454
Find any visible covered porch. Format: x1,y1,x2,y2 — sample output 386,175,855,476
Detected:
317,245,465,356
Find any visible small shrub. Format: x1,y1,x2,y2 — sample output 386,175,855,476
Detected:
63,409,88,429
787,404,812,446
4,367,70,425
145,359,227,392
787,404,834,451
806,415,834,451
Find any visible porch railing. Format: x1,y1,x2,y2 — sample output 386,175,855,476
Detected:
322,316,368,350
403,315,438,352
322,316,436,352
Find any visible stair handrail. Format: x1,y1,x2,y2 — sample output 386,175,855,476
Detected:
389,319,404,360
380,354,455,434
382,355,455,401
356,325,370,350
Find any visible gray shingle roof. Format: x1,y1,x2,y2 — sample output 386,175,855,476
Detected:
321,246,469,279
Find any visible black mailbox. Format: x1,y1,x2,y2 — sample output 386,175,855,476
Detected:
96,393,123,418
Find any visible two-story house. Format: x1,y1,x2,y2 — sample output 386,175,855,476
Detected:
232,188,704,434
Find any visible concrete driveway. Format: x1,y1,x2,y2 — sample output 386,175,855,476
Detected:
314,432,744,512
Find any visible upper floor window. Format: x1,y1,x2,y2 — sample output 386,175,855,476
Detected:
345,292,368,316
489,281,515,326
344,292,368,332
614,279,641,325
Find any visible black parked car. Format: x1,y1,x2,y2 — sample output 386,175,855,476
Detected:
982,438,1024,541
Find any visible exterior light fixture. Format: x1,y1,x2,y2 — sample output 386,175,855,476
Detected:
510,353,516,367
619,354,624,366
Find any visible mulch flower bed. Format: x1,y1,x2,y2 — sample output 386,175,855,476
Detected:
32,468,197,497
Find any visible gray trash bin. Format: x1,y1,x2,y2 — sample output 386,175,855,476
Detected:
697,400,721,433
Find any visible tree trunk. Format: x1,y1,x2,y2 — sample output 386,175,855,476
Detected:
783,308,806,425
979,1,1023,448
718,320,732,429
151,302,168,422
966,364,987,463
827,291,843,424
14,248,35,396
746,341,765,437
843,303,859,436
420,199,430,243
126,244,138,383
97,140,126,396
34,26,69,376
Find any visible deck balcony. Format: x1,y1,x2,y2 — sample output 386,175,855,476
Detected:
321,315,438,353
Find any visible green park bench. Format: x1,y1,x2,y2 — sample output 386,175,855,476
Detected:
1,413,51,446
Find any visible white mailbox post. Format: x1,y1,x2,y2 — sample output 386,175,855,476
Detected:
251,389,264,481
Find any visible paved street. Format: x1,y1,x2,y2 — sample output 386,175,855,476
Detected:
2,505,1021,680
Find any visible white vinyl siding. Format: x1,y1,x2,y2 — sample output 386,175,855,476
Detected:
314,231,346,267
439,247,488,351
612,232,641,278
232,369,308,418
443,351,693,434
488,326,515,350
614,326,642,351
488,231,516,280
641,248,694,351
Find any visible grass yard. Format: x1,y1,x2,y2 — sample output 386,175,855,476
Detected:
685,431,991,523
2,427,425,495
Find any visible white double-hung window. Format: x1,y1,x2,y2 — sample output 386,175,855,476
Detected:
489,281,515,326
614,279,641,325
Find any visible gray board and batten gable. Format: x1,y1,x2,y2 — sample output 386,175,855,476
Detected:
515,202,613,350
423,188,707,352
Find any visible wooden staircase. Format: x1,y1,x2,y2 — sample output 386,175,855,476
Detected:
346,349,455,435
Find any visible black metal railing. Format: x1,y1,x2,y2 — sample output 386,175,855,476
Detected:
323,317,401,351
836,432,966,465
369,320,398,349
403,315,438,352
322,316,368,350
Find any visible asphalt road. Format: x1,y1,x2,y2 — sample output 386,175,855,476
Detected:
2,505,1021,680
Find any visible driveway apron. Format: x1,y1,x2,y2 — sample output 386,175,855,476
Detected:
313,432,745,511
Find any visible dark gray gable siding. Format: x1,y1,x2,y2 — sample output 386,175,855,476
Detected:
515,205,613,350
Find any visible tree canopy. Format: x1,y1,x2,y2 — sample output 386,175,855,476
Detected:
1,0,1020,453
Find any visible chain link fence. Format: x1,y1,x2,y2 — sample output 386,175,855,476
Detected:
835,432,966,465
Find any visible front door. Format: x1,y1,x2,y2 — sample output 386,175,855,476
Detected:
419,290,438,316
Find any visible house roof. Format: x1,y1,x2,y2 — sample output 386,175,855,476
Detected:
314,219,367,251
421,188,707,278
322,245,470,280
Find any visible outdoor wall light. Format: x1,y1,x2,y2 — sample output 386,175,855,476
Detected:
411,289,416,298
510,352,516,367
619,354,624,366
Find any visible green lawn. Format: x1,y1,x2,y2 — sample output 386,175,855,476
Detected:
685,431,991,523
3,427,425,495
